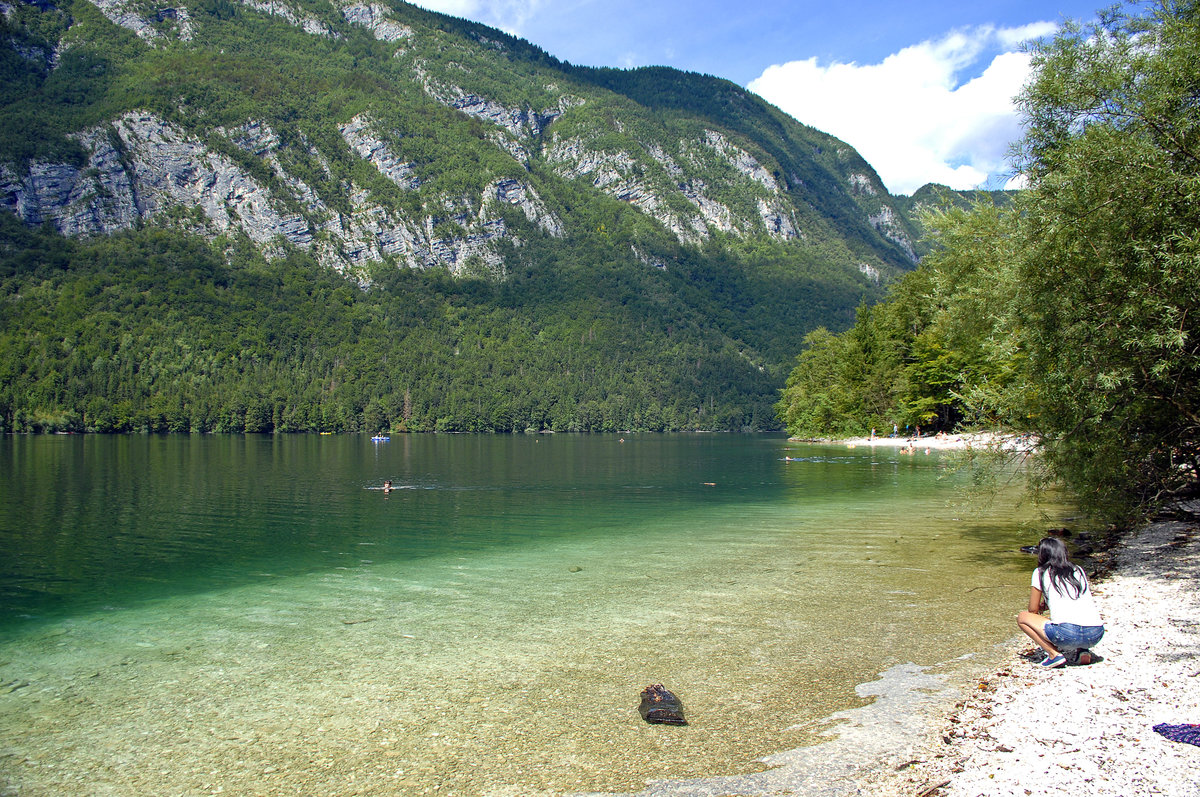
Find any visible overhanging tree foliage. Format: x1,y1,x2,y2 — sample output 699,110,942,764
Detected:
1010,0,1200,520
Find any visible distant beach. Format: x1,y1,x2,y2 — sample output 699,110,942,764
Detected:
794,430,1038,453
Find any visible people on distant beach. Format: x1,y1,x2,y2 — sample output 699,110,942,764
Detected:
1017,537,1104,668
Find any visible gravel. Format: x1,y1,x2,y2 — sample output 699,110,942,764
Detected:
857,502,1200,797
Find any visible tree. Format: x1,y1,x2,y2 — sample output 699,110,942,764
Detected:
1007,0,1200,520
776,328,854,437
775,203,1017,441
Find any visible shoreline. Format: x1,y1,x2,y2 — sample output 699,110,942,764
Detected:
856,500,1200,796
618,497,1200,797
793,430,1037,453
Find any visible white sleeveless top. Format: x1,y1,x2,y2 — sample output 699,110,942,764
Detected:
1033,566,1103,627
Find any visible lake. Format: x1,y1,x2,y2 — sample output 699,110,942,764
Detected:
0,433,1065,795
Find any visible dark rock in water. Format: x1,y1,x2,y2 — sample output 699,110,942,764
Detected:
1020,545,1039,554
639,683,687,725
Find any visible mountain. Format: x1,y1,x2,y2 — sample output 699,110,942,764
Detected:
0,0,935,434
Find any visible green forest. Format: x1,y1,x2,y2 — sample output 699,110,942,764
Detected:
777,2,1200,523
1,207,878,434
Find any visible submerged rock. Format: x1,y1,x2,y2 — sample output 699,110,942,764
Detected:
638,683,687,725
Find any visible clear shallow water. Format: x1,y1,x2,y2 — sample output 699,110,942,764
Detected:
0,434,1066,795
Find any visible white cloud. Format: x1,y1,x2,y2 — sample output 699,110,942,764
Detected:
747,25,1056,195
996,21,1059,48
406,0,544,34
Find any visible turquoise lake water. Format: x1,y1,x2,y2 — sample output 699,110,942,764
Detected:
0,434,1067,795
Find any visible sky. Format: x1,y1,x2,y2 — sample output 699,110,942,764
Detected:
405,0,1112,195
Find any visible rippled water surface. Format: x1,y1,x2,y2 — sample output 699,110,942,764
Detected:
0,434,1065,795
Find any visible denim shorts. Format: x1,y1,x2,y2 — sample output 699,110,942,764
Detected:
1045,622,1105,650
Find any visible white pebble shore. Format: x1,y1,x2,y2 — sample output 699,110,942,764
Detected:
861,502,1200,797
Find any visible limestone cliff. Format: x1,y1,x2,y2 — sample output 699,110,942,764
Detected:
0,110,561,275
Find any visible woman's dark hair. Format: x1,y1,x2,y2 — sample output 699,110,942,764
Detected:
1037,536,1086,598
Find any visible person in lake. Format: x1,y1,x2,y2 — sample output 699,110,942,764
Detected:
383,480,393,494
1017,537,1104,668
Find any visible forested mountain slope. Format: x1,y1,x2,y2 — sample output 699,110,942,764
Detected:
1,0,936,433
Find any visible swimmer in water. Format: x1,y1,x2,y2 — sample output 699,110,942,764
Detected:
383,480,393,494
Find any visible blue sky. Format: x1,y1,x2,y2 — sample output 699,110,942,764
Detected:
407,0,1111,194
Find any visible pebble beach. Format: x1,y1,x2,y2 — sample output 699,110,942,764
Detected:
833,431,1037,453
857,500,1200,797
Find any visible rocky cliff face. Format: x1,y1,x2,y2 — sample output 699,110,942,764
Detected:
89,0,196,43
1,0,921,276
541,127,804,246
0,110,562,275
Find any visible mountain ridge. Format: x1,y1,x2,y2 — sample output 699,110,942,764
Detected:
2,0,924,275
0,0,997,433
